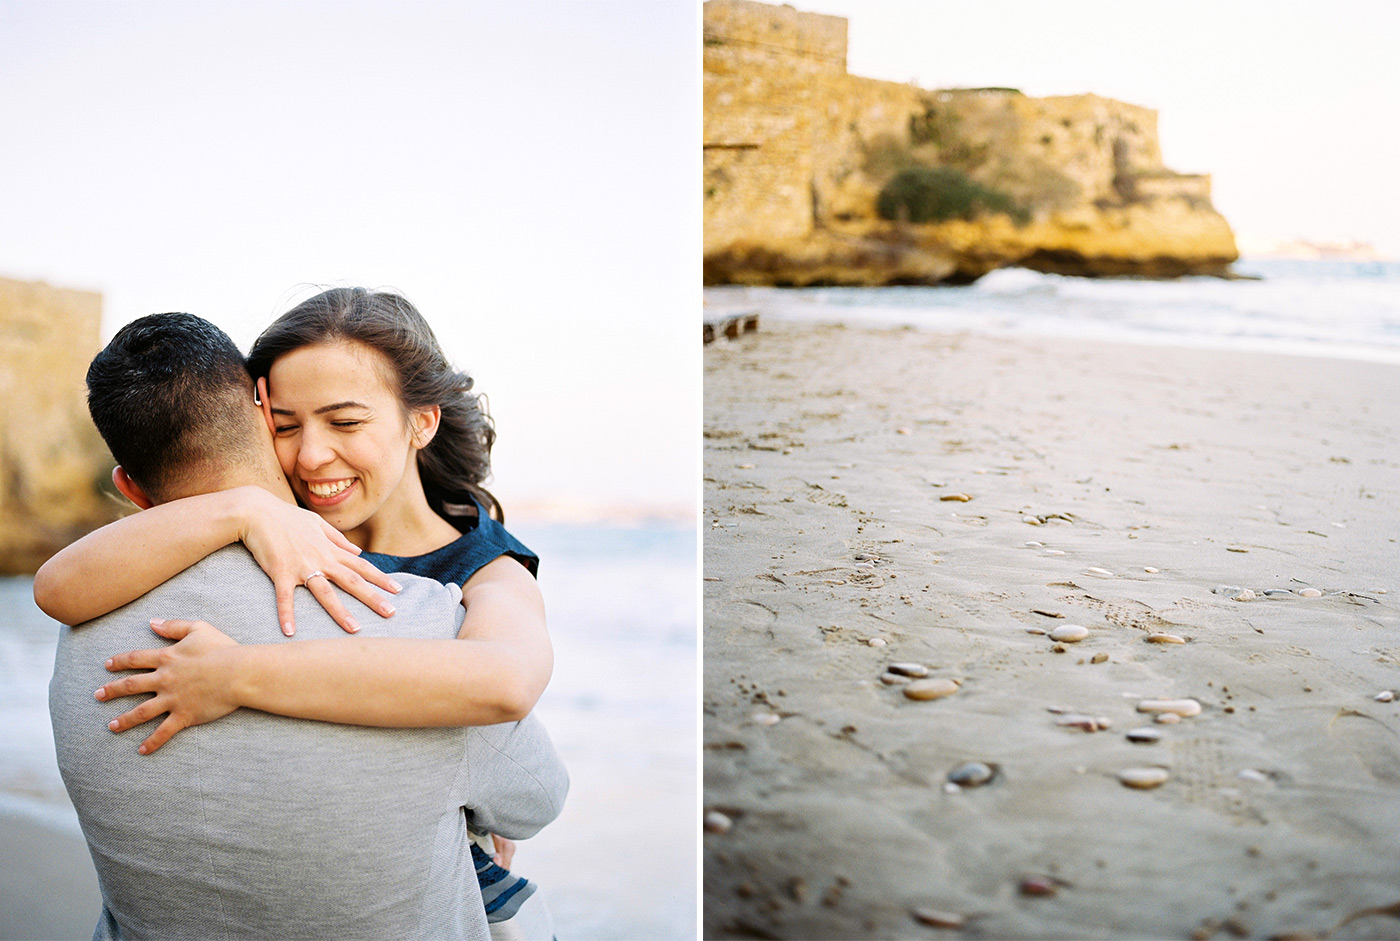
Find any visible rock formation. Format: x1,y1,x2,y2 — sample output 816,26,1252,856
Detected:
0,277,124,574
703,0,1239,285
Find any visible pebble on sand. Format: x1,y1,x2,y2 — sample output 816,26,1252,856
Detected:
880,672,912,685
1298,588,1322,598
1144,566,1160,574
1049,624,1090,643
704,811,733,834
904,678,961,701
1119,767,1170,789
867,637,888,648
1023,516,1042,525
888,662,930,678
947,761,996,787
1155,713,1181,725
1084,567,1114,577
1126,727,1162,743
752,713,780,726
1019,876,1058,897
1233,589,1257,602
1137,698,1202,717
912,908,966,929
1145,633,1186,644
1376,690,1396,703
940,492,973,502
1090,652,1109,664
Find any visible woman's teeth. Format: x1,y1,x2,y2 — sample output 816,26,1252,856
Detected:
308,479,353,497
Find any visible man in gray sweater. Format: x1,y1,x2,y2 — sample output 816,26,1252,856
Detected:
49,313,567,939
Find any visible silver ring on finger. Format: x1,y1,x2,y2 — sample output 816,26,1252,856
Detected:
302,570,326,587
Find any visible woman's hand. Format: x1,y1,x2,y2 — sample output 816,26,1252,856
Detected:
491,835,517,869
234,488,402,635
95,619,247,755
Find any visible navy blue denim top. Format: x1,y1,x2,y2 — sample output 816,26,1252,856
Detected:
359,496,538,585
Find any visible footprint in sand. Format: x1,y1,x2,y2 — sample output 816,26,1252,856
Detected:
1329,711,1400,782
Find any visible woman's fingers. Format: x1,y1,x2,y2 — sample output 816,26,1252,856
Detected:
104,647,164,673
274,576,299,636
330,563,399,619
491,835,517,869
95,671,160,703
106,693,167,732
304,574,360,634
320,520,364,556
137,714,188,755
345,554,402,596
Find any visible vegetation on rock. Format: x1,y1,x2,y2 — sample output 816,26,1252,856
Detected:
876,166,1030,225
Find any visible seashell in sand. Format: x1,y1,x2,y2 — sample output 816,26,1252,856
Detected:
904,678,960,701
1376,690,1395,703
1298,588,1322,598
1023,516,1043,525
1233,589,1257,602
1049,624,1089,643
1090,652,1109,664
1118,767,1169,789
912,908,966,929
947,761,996,787
888,662,929,678
1145,633,1186,644
704,810,733,834
1143,567,1160,574
752,713,780,726
1137,698,1201,717
1084,567,1114,577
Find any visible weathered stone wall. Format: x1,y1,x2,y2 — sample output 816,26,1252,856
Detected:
703,0,1238,284
0,277,123,573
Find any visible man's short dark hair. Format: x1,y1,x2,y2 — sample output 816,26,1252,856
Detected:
87,313,257,503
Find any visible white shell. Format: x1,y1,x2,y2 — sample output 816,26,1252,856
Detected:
1049,624,1090,643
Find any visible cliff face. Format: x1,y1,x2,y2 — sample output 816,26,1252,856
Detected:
703,0,1238,285
0,277,124,573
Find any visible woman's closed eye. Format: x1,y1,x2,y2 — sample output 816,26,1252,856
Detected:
273,423,300,435
330,420,363,429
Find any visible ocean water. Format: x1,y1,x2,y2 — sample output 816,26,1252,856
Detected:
705,258,1400,364
0,521,697,940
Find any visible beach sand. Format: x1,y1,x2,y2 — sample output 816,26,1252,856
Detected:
703,321,1400,939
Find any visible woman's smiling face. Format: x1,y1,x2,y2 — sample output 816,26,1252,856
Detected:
266,340,433,534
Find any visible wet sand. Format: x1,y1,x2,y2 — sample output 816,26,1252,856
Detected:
703,322,1400,939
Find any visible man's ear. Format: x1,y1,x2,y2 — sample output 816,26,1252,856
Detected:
256,377,277,436
112,466,154,510
411,405,442,450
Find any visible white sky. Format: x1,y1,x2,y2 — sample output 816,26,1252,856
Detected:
0,1,699,516
797,0,1400,254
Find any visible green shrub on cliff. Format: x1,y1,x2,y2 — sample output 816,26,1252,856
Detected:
877,166,1030,225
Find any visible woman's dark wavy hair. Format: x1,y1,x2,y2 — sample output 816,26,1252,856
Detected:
247,287,503,524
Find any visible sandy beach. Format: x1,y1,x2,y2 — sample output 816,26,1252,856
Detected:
703,321,1400,939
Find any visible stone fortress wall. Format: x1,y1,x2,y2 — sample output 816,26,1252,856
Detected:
704,0,1237,284
0,277,122,573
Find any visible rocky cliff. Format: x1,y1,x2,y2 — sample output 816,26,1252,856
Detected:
703,0,1239,285
0,277,124,574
